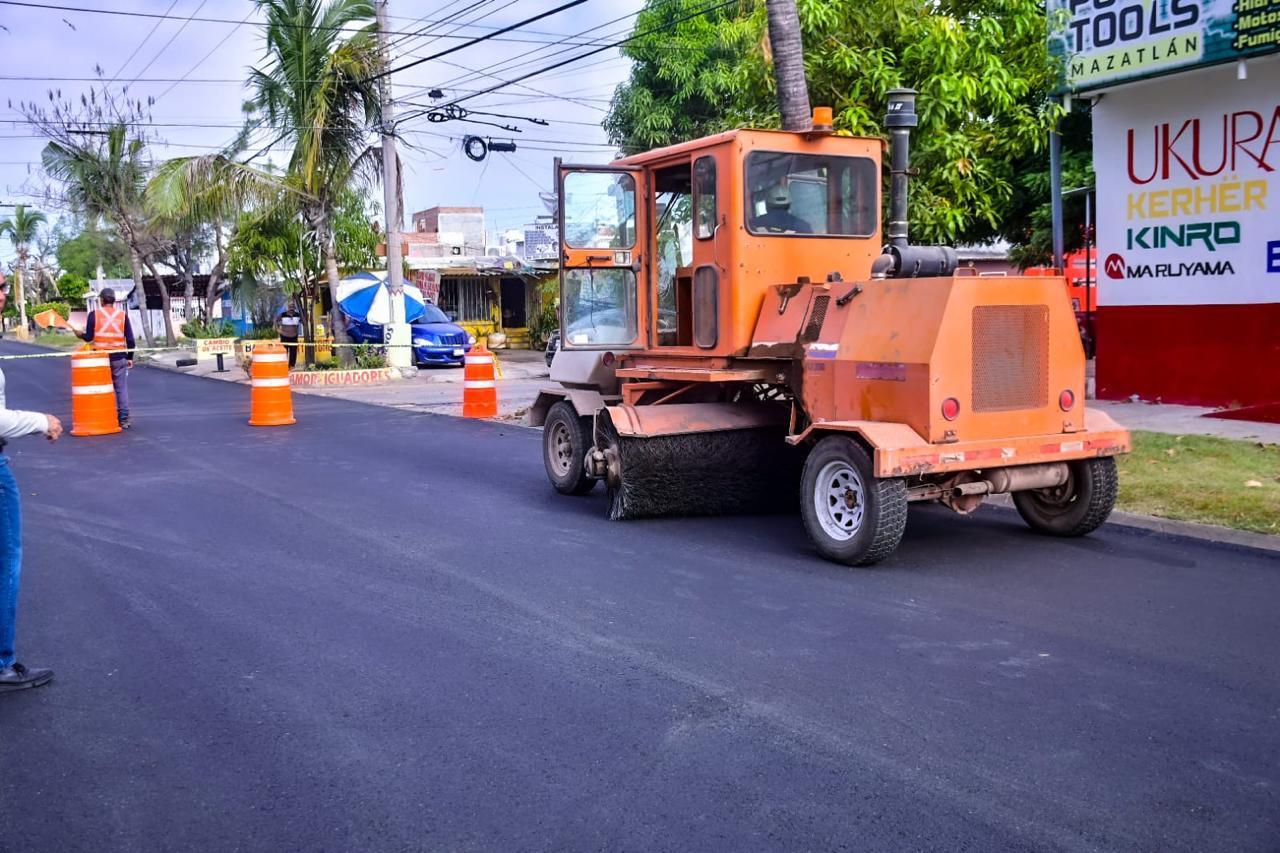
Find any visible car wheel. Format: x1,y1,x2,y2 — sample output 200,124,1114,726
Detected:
1013,457,1117,537
799,435,908,566
543,401,596,495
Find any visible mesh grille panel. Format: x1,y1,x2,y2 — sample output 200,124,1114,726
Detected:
802,296,830,342
972,305,1049,412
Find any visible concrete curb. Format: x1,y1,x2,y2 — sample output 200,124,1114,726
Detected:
985,493,1279,554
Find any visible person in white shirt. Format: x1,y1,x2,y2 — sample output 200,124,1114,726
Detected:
276,303,303,369
0,279,63,692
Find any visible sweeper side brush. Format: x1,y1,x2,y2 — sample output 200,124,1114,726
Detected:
594,415,800,521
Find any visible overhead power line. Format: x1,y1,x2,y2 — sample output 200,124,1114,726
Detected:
103,0,180,87
413,0,737,117
367,0,593,82
0,0,626,45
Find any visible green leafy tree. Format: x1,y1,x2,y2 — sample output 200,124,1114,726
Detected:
1004,108,1093,268
25,81,167,346
225,189,378,363
55,224,132,279
0,204,48,310
56,271,90,303
607,0,1064,247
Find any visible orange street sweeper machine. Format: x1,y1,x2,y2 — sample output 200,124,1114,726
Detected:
530,91,1130,566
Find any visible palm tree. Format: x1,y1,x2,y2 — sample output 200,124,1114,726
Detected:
150,0,383,360
43,124,161,346
764,0,811,132
0,205,47,322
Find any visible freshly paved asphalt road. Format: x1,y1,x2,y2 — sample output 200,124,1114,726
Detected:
0,340,1276,853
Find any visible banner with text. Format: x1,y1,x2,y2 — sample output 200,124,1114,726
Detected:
1094,60,1280,306
1049,0,1280,94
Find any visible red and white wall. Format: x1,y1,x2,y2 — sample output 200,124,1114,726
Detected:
1093,55,1280,408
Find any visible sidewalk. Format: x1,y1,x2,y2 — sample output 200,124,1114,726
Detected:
146,346,550,421
1091,399,1280,444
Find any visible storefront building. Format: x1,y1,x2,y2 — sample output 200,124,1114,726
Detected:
1049,1,1280,412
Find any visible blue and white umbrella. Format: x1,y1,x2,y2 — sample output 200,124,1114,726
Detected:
335,271,427,325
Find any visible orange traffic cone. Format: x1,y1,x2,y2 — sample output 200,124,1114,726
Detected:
70,349,122,437
248,342,296,426
463,342,498,418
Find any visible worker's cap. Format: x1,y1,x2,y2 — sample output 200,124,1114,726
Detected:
767,184,792,208
100,288,116,304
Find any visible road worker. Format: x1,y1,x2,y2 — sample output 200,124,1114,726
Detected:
0,279,62,693
75,288,135,429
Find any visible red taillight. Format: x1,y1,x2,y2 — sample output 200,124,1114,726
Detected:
1059,389,1075,411
602,351,616,367
941,397,961,420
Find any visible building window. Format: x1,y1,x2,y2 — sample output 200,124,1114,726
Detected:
438,276,493,323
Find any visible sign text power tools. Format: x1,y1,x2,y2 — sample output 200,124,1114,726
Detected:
1093,64,1280,306
1049,0,1280,93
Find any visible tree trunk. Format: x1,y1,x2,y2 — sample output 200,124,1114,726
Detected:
129,248,156,348
323,238,352,366
205,219,228,319
179,257,195,327
298,258,316,367
143,259,177,346
765,0,812,132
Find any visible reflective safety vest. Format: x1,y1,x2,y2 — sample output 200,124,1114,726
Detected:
94,305,127,353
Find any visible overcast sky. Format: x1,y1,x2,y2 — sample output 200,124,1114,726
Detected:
0,0,645,264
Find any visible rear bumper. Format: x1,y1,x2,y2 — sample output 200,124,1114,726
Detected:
797,409,1132,478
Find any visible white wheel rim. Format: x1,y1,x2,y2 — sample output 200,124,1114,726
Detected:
814,459,865,541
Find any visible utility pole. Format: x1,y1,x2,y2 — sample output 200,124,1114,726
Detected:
15,267,28,340
376,0,411,370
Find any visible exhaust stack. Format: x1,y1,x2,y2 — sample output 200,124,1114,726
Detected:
884,88,917,251
873,88,958,279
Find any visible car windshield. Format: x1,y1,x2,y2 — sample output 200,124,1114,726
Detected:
415,303,451,325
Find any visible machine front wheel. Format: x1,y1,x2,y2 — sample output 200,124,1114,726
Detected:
1013,456,1118,537
543,402,596,495
800,436,908,566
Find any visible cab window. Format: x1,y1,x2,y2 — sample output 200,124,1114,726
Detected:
745,152,876,236
562,268,638,346
563,171,636,249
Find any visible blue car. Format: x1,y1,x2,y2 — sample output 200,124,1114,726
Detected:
347,303,475,367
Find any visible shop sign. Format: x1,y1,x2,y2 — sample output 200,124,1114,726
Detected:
194,337,236,360
1094,65,1280,305
415,270,441,302
290,368,392,387
1049,0,1280,94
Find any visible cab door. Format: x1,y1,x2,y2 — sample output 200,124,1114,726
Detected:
557,163,648,351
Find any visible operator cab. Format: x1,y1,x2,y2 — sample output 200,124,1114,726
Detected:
555,127,883,361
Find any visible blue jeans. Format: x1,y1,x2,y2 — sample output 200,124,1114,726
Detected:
0,455,23,668
111,357,130,421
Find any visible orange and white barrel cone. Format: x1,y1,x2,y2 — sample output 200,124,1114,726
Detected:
70,349,122,437
463,342,498,419
248,341,296,426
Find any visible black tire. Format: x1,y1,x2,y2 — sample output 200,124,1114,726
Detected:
1012,456,1118,537
800,436,908,566
543,402,596,496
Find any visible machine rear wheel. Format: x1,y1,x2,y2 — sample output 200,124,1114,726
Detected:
1013,456,1117,537
800,436,908,566
543,402,596,495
